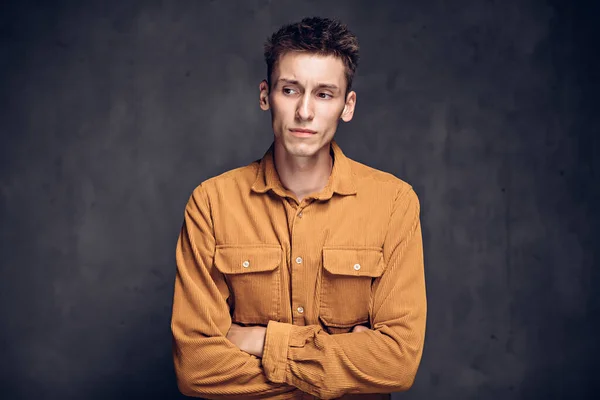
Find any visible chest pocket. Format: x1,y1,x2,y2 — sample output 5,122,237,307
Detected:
319,247,385,331
214,244,282,325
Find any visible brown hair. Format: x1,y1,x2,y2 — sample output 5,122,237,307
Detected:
264,17,360,94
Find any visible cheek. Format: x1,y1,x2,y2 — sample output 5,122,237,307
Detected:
271,101,293,122
270,108,284,124
320,104,345,124
268,103,287,128
268,102,281,121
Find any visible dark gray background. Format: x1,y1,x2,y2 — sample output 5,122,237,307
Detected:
1,1,598,399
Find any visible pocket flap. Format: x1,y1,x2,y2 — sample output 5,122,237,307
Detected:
215,245,282,274
322,247,384,277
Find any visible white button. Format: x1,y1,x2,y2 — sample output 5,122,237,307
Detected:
242,260,250,268
297,306,304,314
297,211,303,218
296,257,303,264
353,263,361,271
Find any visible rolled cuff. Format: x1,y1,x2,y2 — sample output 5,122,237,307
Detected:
262,320,293,383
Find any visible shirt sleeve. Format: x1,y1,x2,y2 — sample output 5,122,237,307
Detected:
171,184,297,399
261,187,427,399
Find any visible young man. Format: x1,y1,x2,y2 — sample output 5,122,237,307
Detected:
171,17,427,400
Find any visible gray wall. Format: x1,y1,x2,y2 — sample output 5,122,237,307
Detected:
1,1,598,399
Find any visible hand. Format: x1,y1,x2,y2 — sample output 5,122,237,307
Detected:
226,323,267,358
352,325,370,333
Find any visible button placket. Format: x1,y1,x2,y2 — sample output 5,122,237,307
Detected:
289,199,312,326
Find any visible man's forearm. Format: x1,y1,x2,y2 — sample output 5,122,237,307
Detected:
227,323,369,358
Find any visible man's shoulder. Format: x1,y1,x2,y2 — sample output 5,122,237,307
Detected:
188,159,260,197
347,156,415,197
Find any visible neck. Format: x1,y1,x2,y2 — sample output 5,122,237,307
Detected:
273,141,333,203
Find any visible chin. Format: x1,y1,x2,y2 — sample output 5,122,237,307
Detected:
282,139,318,157
286,145,315,157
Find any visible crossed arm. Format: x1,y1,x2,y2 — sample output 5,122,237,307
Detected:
226,323,370,359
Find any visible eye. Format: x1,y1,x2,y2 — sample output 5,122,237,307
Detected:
283,87,297,95
318,93,333,99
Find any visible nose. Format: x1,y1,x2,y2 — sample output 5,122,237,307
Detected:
296,93,314,121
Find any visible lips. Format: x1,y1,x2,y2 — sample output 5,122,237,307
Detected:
290,128,317,135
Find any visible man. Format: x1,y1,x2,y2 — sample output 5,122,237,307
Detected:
171,17,427,400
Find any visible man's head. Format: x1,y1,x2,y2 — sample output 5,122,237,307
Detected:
259,17,360,158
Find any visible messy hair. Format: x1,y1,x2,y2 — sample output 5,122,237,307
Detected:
264,17,360,94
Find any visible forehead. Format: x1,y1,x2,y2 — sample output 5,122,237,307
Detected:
274,52,346,86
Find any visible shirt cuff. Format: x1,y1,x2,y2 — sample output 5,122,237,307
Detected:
262,320,293,383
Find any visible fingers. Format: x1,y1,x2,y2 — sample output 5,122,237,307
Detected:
352,325,370,333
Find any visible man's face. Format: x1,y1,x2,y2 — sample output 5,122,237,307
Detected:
259,52,356,158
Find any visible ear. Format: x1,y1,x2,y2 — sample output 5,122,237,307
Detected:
259,80,270,111
341,91,356,122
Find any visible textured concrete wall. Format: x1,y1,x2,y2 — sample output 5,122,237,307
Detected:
1,1,598,399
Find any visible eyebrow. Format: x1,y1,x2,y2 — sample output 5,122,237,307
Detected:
277,78,340,91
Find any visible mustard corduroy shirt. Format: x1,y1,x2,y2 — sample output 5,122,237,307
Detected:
171,139,427,399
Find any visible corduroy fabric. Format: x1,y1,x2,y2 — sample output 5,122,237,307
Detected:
171,139,427,399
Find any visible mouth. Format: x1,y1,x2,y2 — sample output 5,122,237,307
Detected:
289,128,317,137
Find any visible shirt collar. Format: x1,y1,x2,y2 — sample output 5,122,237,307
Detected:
251,139,357,201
